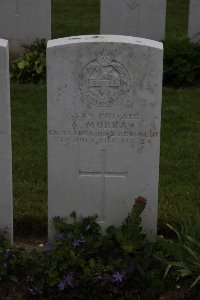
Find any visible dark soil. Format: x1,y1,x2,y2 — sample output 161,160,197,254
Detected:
159,288,190,300
14,237,47,251
0,283,27,300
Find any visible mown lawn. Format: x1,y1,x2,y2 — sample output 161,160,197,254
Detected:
159,87,200,230
11,0,200,236
11,83,47,235
165,0,189,39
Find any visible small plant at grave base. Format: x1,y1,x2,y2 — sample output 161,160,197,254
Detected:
155,212,200,299
38,197,164,299
11,38,47,83
0,197,166,299
107,196,147,254
0,228,9,248
0,229,22,286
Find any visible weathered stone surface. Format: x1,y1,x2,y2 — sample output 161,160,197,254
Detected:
47,35,163,239
0,39,13,242
0,0,51,57
188,0,200,43
100,0,166,41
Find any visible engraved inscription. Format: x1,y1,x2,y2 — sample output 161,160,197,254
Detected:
79,149,127,222
78,50,131,107
49,111,159,148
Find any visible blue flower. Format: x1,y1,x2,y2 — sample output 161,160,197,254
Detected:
111,271,125,283
63,273,74,288
45,242,54,251
72,238,85,247
55,232,65,240
58,281,65,291
27,285,40,296
58,273,74,291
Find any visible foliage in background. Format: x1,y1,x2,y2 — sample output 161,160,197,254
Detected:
11,39,47,83
10,38,200,86
23,38,47,54
163,39,200,86
0,198,166,300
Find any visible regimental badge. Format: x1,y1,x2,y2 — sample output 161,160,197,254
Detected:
78,50,131,107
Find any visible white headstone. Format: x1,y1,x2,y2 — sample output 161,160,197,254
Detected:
100,0,166,41
0,0,51,57
47,35,163,239
0,39,13,242
188,0,200,43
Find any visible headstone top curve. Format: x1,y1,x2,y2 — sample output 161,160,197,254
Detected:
0,38,8,48
47,35,163,50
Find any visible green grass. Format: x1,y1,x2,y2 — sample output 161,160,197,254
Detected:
11,83,47,235
165,0,190,40
159,87,200,229
52,0,100,39
10,0,200,236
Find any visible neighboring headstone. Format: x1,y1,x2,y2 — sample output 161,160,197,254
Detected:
100,0,166,41
188,0,200,43
0,39,13,242
47,35,163,239
0,0,51,57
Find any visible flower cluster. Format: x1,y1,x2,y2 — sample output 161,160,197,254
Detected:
27,285,41,296
0,199,164,299
111,271,125,283
58,273,74,291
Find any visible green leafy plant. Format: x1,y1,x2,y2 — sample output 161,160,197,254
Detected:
156,211,200,290
163,38,200,86
0,197,165,299
11,39,47,83
23,38,47,54
0,230,22,284
107,196,147,254
0,228,9,248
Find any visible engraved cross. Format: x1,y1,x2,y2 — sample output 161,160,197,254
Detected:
79,149,127,222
